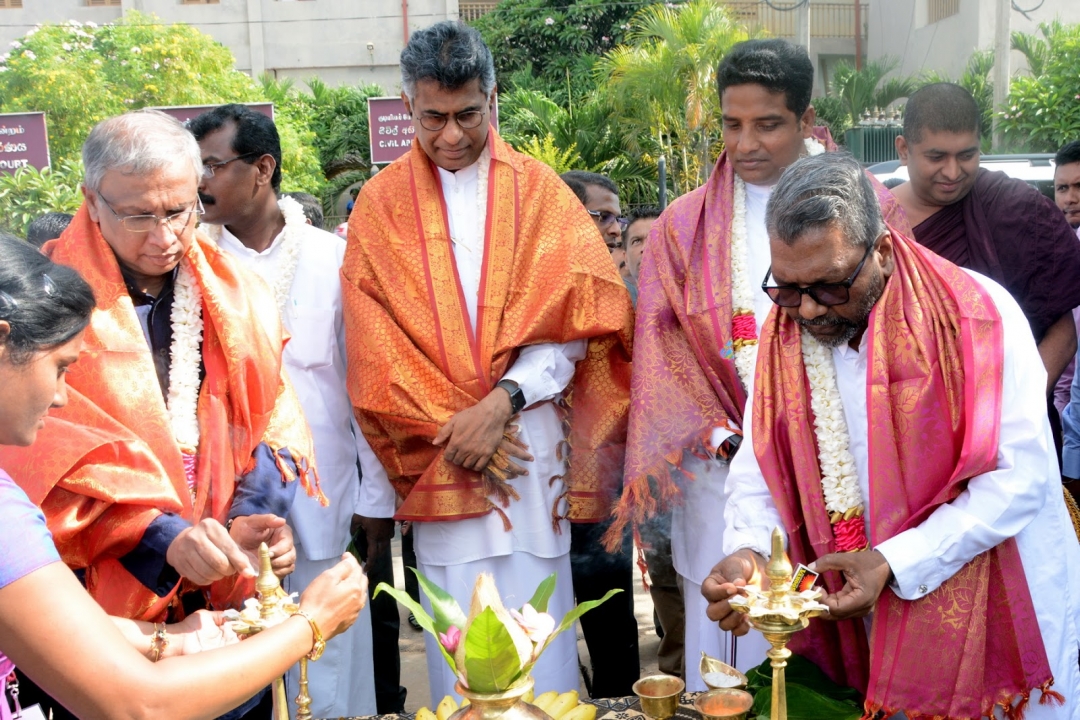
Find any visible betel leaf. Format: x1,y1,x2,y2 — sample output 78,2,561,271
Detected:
462,606,524,693
410,567,468,633
745,654,862,705
750,683,862,720
373,582,456,671
526,574,557,613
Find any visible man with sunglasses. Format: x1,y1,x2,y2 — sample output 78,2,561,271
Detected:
0,109,322,719
607,39,910,685
189,104,381,719
704,151,1079,717
343,21,632,704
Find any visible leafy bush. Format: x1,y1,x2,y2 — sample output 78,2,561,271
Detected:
998,21,1080,152
0,13,321,193
0,159,83,236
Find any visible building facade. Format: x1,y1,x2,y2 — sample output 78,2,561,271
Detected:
0,0,462,92
868,0,1080,80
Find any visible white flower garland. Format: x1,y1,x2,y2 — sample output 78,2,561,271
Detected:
270,195,305,315
800,331,864,521
727,137,826,388
166,260,203,453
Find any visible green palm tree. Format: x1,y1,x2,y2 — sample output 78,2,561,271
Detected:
831,56,917,126
596,0,752,195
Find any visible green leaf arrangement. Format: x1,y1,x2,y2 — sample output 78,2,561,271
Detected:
375,570,619,694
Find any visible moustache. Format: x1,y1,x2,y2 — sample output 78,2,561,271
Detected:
198,192,216,206
795,315,854,328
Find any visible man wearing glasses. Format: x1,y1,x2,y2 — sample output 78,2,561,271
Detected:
705,151,1079,718
344,21,633,704
559,171,635,302
607,39,909,685
1,110,320,718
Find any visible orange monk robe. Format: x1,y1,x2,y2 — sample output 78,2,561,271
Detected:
342,132,633,525
0,204,322,622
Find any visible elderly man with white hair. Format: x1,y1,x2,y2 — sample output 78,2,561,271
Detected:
0,110,323,720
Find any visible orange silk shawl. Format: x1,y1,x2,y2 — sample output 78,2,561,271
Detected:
0,204,320,622
754,231,1054,718
342,132,633,524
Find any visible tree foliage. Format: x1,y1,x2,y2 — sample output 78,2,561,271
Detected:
0,159,82,235
0,13,263,166
472,0,643,99
830,57,916,129
597,0,751,195
999,21,1080,151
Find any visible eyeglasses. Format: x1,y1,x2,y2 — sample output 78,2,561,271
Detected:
416,108,487,132
97,192,204,234
202,152,259,178
587,209,629,231
762,242,875,308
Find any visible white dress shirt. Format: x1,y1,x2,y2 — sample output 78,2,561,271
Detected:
671,180,774,585
216,223,394,558
722,270,1080,714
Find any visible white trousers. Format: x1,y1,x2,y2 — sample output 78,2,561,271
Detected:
283,554,377,718
418,552,579,706
680,575,770,692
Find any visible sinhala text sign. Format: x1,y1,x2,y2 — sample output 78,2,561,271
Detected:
0,112,50,174
368,96,499,165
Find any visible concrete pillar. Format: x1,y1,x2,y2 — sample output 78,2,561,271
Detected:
246,0,266,79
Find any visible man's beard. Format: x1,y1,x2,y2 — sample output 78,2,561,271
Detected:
797,267,884,348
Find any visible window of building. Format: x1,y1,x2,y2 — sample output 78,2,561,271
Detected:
927,0,960,24
460,1,499,22
0,0,24,8
86,0,122,6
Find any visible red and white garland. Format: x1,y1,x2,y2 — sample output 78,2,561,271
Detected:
800,331,867,552
729,137,825,388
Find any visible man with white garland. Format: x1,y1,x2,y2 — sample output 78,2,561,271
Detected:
704,152,1079,718
344,22,632,704
191,104,382,719
606,38,909,687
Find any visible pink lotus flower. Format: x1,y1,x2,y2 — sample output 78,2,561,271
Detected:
439,625,461,653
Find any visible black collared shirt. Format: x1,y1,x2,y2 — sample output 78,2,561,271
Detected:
120,266,176,398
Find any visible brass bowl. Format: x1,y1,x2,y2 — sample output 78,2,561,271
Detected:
693,689,754,720
632,674,684,720
698,652,748,691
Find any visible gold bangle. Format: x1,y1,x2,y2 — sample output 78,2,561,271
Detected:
292,610,326,661
149,623,169,662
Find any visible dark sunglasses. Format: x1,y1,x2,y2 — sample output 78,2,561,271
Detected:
762,242,875,308
587,209,629,231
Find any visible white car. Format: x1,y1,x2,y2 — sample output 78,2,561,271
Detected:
868,153,1057,199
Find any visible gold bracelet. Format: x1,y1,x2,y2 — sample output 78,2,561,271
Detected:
292,610,326,661
149,623,169,662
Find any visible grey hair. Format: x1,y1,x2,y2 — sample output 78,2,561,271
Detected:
766,152,886,250
82,109,202,192
400,21,495,100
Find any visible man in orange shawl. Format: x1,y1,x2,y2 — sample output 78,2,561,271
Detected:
705,153,1078,718
0,111,321,628
607,39,910,684
345,22,632,704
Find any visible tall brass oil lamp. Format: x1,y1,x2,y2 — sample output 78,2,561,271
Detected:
227,543,315,720
727,528,829,720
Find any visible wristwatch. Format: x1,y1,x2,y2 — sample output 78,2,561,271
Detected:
496,379,527,414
